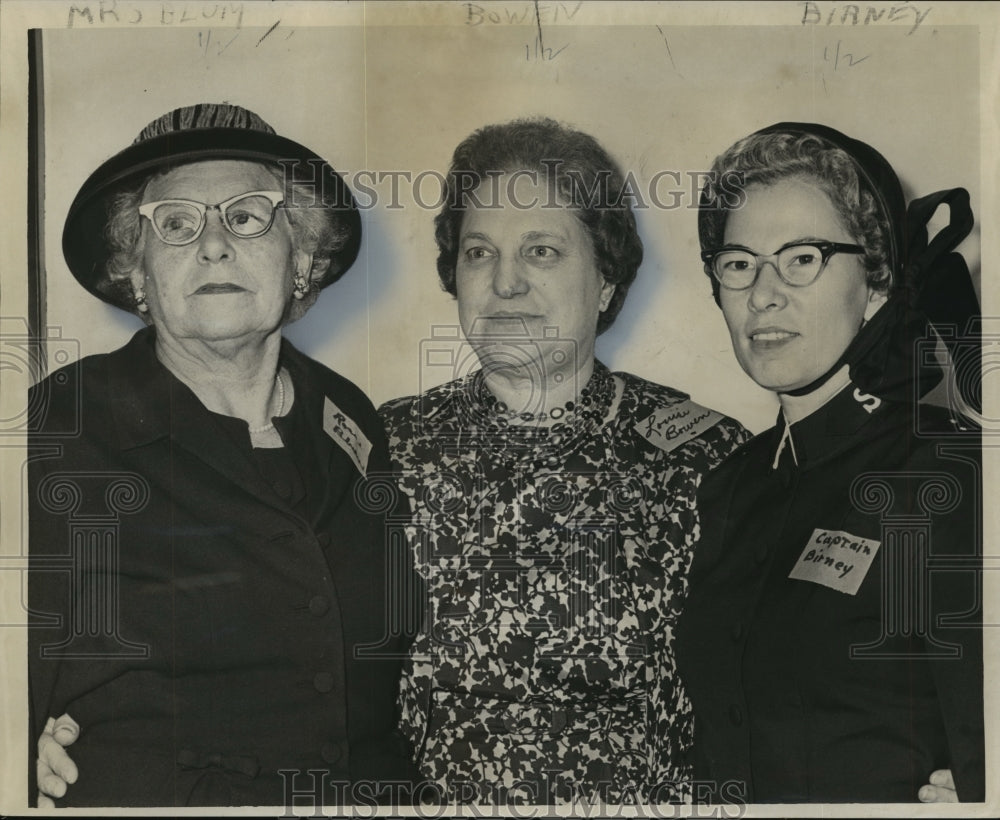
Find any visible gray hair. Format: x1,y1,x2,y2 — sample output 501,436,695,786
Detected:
102,162,351,322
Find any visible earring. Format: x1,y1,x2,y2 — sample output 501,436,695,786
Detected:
134,287,149,313
292,273,309,300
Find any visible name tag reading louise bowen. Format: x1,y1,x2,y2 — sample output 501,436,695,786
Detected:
788,528,881,595
635,398,723,454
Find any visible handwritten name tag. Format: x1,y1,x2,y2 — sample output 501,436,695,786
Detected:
323,397,372,477
788,528,881,595
636,399,723,454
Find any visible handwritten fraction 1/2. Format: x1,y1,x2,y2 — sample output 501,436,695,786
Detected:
196,20,292,57
461,2,582,62
823,39,871,70
818,38,872,95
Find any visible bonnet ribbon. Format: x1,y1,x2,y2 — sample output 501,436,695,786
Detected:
902,187,981,412
788,188,980,409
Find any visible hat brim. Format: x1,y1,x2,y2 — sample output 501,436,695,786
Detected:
62,127,362,309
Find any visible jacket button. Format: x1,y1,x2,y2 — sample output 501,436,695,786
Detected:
309,595,330,616
754,546,768,565
317,532,332,548
731,622,743,641
729,705,744,726
314,672,335,693
321,741,344,763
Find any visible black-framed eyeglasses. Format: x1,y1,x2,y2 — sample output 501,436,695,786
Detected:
701,241,866,290
138,190,285,246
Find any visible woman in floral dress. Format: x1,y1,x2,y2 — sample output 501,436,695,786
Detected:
380,118,748,804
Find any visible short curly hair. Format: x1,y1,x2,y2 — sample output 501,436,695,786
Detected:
698,130,892,306
102,162,352,323
433,118,643,335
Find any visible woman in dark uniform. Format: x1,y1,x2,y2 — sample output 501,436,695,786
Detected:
29,103,414,806
675,123,984,803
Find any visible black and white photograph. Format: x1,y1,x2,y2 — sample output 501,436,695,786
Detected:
0,0,996,815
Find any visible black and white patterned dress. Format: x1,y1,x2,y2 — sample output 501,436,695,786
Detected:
379,362,747,803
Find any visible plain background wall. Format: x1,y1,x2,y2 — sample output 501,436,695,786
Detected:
36,11,981,434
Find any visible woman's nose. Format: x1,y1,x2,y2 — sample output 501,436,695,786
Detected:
196,213,234,263
747,261,788,312
492,254,529,298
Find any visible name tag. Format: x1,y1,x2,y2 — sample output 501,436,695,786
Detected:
323,397,372,477
788,528,881,595
636,399,722,454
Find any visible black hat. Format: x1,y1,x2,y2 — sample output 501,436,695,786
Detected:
62,103,362,310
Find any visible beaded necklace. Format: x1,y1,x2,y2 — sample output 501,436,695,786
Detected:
454,362,616,463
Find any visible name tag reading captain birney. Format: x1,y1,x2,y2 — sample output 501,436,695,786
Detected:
323,397,371,477
789,528,881,595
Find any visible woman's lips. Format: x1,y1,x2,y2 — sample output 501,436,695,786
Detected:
486,312,543,320
471,313,544,334
749,328,799,348
194,283,246,295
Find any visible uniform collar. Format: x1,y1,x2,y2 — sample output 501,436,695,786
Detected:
771,380,895,471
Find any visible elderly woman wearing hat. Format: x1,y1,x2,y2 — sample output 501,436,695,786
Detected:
28,104,415,806
675,124,985,802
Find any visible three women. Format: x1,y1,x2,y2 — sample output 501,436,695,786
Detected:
31,112,984,805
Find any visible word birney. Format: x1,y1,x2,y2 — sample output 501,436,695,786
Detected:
789,527,881,595
799,2,932,35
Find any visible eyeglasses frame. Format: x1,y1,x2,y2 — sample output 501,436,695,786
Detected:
701,240,866,291
138,190,286,246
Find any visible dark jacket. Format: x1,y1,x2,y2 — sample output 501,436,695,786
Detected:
28,327,416,807
676,386,984,803
685,120,984,804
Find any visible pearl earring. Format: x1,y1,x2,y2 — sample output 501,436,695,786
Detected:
293,273,309,300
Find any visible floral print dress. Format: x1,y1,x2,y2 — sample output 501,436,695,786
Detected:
379,362,747,803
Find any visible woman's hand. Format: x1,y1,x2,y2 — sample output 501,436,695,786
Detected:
918,769,957,803
37,713,80,808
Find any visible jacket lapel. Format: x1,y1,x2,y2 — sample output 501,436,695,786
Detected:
107,328,304,519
